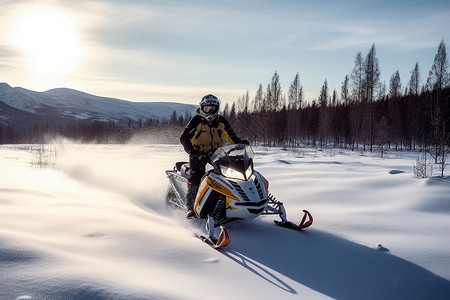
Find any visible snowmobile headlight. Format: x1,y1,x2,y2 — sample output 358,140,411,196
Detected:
220,165,253,181
220,165,245,180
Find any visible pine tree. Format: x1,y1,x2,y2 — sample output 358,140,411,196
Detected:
319,79,329,108
222,102,230,117
409,62,421,96
351,51,364,102
288,72,303,110
426,40,449,91
341,75,350,105
252,84,264,112
270,71,283,111
244,90,249,114
230,102,236,120
264,83,272,113
389,70,402,98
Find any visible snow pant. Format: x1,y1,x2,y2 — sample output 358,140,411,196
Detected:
186,154,207,210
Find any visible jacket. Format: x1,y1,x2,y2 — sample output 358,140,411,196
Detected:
180,109,243,153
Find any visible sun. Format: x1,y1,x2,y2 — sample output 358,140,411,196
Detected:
11,5,82,76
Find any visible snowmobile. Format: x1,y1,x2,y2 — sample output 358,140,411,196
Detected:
165,144,313,248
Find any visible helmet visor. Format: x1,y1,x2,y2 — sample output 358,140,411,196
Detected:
201,105,218,114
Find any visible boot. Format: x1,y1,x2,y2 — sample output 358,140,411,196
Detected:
186,184,198,219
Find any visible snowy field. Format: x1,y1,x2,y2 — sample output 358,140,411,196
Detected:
1,142,450,300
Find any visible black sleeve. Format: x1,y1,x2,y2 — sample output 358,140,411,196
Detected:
180,115,201,154
220,116,244,144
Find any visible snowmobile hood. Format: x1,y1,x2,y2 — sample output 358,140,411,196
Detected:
211,144,254,179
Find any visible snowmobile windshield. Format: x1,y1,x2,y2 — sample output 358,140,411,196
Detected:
211,144,254,181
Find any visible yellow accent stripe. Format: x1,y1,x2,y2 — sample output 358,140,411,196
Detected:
221,128,234,144
194,179,209,218
208,177,239,199
194,177,239,218
190,130,198,146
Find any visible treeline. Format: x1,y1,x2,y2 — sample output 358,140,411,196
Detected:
1,41,449,162
0,111,191,144
225,41,450,158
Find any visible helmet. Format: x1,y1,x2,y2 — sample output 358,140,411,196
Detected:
199,94,220,122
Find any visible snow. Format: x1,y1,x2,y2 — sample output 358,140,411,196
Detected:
1,143,450,300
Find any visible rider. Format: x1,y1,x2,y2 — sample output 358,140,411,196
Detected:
180,94,248,218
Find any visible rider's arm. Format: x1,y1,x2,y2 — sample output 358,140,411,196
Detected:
219,116,246,144
180,116,201,154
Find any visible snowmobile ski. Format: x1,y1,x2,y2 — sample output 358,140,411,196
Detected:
274,209,313,230
200,226,230,248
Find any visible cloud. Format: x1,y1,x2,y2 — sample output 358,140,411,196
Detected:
0,47,21,71
1,0,449,104
309,9,450,52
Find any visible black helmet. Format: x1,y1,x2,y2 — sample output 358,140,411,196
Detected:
199,94,220,122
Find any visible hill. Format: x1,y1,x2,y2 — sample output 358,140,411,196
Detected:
0,82,196,131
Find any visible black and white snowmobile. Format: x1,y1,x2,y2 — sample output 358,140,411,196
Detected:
165,144,313,248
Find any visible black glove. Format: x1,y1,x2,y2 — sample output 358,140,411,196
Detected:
240,139,250,145
202,150,214,162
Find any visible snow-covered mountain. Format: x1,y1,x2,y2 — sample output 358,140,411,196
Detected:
0,82,197,130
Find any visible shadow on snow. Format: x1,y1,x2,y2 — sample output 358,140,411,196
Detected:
218,220,450,300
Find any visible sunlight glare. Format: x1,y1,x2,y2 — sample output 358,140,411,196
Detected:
12,6,82,76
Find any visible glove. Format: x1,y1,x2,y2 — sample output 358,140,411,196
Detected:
240,139,250,145
202,150,214,162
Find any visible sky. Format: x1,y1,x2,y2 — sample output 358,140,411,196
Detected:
1,0,449,106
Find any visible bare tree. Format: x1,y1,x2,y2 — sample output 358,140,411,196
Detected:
286,72,303,145
363,44,381,152
406,62,423,150
427,40,449,164
413,150,433,178
349,51,365,150
319,79,329,146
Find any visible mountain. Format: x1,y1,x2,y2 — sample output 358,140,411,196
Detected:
0,100,42,131
0,82,197,130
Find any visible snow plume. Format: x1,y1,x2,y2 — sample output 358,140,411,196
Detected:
1,144,450,299
27,137,186,213
56,143,186,213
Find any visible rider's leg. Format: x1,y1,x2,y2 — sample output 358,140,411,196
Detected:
186,154,205,218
